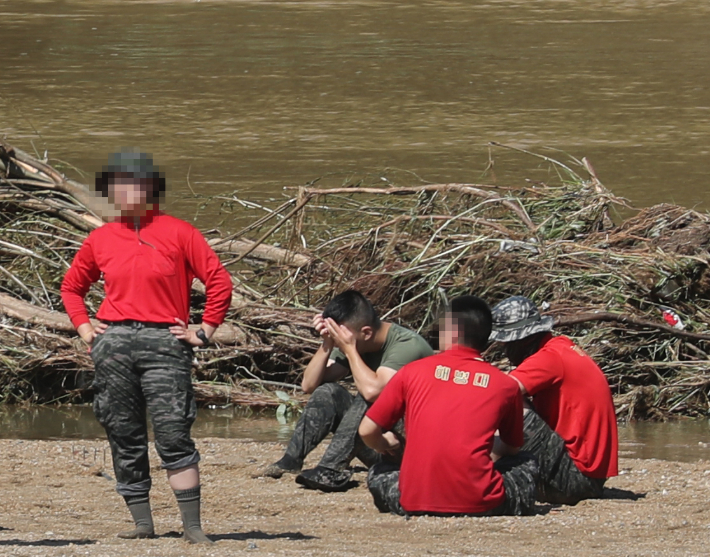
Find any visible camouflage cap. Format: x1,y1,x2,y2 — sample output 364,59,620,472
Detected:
102,148,160,181
489,296,554,343
95,148,165,202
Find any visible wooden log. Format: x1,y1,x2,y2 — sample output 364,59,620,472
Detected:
191,381,306,407
15,200,102,232
208,238,311,267
0,292,76,332
190,279,251,311
0,141,109,223
204,322,249,346
0,292,250,345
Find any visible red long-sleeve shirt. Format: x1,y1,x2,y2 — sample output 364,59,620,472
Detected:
61,210,232,329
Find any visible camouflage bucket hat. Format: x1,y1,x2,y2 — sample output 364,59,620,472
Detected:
489,296,554,343
104,149,159,179
95,148,165,201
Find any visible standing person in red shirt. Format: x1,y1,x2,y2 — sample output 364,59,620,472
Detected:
359,295,538,516
490,296,619,505
61,149,232,544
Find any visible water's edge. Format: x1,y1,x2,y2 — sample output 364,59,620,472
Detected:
1,406,707,463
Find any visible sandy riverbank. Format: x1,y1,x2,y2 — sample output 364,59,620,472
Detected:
0,438,708,557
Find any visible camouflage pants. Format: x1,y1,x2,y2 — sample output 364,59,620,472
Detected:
367,452,539,516
522,409,606,505
90,323,200,497
283,383,382,471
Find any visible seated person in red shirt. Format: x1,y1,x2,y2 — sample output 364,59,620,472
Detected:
359,295,539,516
490,296,619,505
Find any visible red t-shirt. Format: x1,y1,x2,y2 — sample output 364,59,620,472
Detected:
511,335,618,479
366,346,524,515
61,210,232,328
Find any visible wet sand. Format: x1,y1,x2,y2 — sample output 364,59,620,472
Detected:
1,438,708,556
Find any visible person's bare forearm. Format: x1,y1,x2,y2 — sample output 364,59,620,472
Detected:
491,434,520,462
359,417,401,454
359,416,386,451
76,320,109,345
76,322,95,344
201,323,216,339
361,430,389,452
301,343,334,393
343,348,383,402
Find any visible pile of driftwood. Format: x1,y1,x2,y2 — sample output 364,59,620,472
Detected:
2,139,710,419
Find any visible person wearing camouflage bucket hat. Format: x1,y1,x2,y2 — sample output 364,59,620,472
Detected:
61,150,233,544
489,295,619,505
489,296,554,344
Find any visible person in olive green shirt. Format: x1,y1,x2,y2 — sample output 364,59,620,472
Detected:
258,290,433,492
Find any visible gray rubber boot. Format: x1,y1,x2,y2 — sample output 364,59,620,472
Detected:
119,495,155,539
174,486,214,545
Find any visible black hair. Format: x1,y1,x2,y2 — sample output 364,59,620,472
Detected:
447,295,492,351
322,290,380,330
95,171,166,205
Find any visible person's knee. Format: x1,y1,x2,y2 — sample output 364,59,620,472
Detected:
368,461,393,478
153,421,198,468
311,381,341,396
160,449,201,471
307,382,351,408
536,455,604,505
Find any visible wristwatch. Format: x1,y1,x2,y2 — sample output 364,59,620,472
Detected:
195,328,210,346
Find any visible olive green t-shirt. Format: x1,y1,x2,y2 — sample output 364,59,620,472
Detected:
330,323,433,373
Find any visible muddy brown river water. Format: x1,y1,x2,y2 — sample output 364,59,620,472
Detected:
2,0,710,221
0,405,708,463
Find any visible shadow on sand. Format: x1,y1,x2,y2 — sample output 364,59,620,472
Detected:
603,487,646,501
158,530,318,542
533,488,646,515
211,530,318,542
296,480,361,493
0,539,95,547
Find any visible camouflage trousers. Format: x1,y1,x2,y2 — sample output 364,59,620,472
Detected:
522,409,606,505
283,383,383,471
367,452,539,517
90,322,200,497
